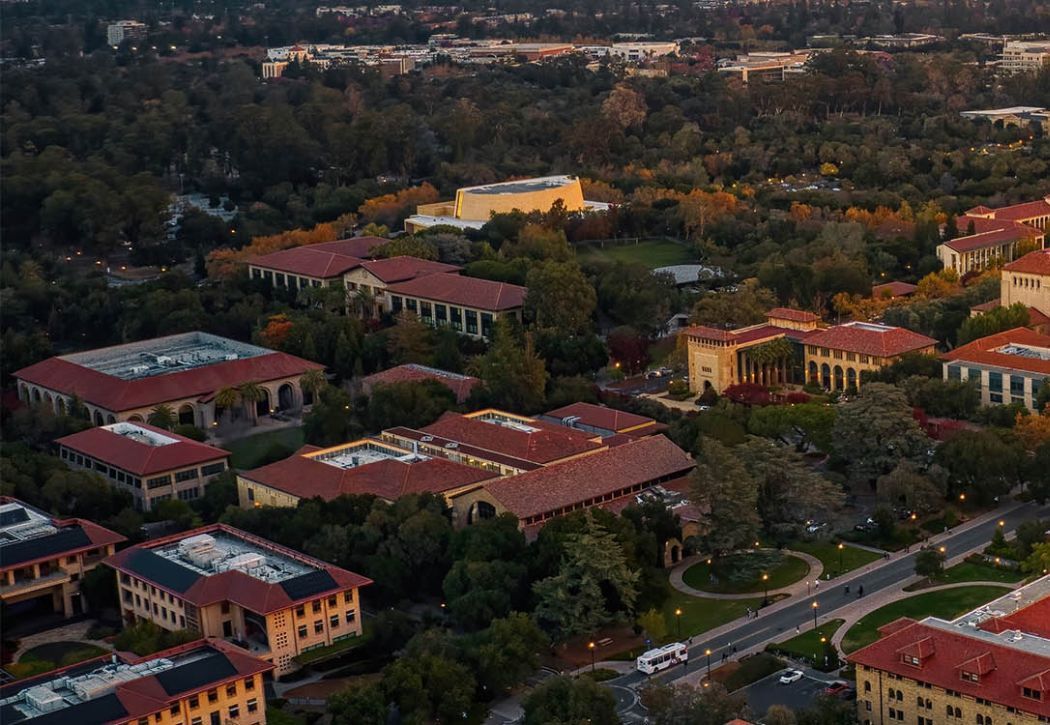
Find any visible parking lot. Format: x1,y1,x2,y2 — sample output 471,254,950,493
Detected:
740,667,845,717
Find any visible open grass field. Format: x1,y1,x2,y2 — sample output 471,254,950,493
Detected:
767,620,844,668
904,559,1025,591
575,238,695,268
682,553,810,594
226,426,306,469
840,585,1011,654
790,540,882,578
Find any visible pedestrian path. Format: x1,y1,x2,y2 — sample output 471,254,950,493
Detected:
669,551,824,601
10,620,113,663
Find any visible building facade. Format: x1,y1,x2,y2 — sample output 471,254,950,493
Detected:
14,332,322,432
804,322,938,391
56,423,230,512
105,524,371,677
1001,40,1050,74
1001,249,1050,314
386,273,526,340
0,499,125,620
938,198,1049,274
849,579,1050,725
0,639,272,725
106,20,147,46
941,327,1050,410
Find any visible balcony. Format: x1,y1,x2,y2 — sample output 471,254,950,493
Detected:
0,570,71,599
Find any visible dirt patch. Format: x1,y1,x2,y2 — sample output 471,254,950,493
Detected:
543,625,643,670
284,673,381,699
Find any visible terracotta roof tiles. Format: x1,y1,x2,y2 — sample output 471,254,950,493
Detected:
1005,249,1050,276
805,322,937,357
56,423,229,476
386,273,526,311
249,237,388,278
942,327,1050,376
420,411,604,464
544,402,657,434
768,307,820,323
357,256,460,283
360,364,480,403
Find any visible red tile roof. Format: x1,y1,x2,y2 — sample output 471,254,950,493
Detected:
942,327,1050,376
240,442,497,501
872,281,919,298
105,524,372,614
544,402,657,434
386,273,526,311
381,427,543,471
805,322,937,357
683,323,816,345
249,237,389,278
768,307,820,323
360,364,480,403
971,298,1001,313
358,256,460,283
15,343,322,413
56,423,229,476
0,497,126,570
483,435,695,521
848,618,1050,718
989,197,1050,224
977,597,1050,638
421,411,605,464
946,216,1043,253
682,324,736,342
1005,249,1050,276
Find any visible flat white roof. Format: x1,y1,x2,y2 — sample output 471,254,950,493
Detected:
103,422,180,447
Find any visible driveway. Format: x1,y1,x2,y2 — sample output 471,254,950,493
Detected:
740,666,843,717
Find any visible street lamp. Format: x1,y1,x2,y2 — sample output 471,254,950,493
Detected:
675,608,683,640
705,648,712,678
938,545,946,555
998,520,1005,528
812,600,819,629
837,542,844,574
820,636,828,667
762,573,769,603
959,493,966,503
588,641,596,673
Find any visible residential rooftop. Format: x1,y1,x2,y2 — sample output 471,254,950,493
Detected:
56,423,229,477
420,410,605,464
0,639,270,725
240,438,497,502
105,524,371,613
0,499,125,570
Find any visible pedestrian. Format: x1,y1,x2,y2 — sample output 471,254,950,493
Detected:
815,580,820,590
732,644,738,654
844,584,850,595
858,585,864,598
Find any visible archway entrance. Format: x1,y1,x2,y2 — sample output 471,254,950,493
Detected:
278,384,296,411
467,501,497,525
178,404,195,426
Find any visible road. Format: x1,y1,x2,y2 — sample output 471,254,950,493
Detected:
613,500,1049,720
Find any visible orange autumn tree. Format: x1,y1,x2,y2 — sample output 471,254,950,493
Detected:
258,314,295,349
205,213,356,280
358,183,440,229
1014,412,1050,451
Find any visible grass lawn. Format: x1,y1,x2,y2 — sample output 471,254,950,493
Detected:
841,586,1011,654
767,620,844,669
19,641,107,666
295,628,372,666
226,427,305,469
904,560,1025,591
576,239,695,268
682,553,809,594
716,652,786,692
791,541,882,578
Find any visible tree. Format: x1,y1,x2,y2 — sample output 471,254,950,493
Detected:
386,312,434,365
300,369,328,402
1022,542,1050,576
367,380,456,432
1028,442,1050,504
640,681,749,725
81,566,118,612
374,235,438,260
832,383,929,482
382,649,475,723
525,261,597,335
523,676,618,725
214,386,241,423
957,303,1031,345
601,82,648,131
1014,412,1050,451
935,430,1022,504
303,385,363,446
901,376,980,419
238,382,267,422
329,683,387,725
914,546,946,579
748,403,836,453
147,404,176,430
876,462,946,516
691,440,761,555
532,513,639,639
465,613,548,695
637,608,668,642
691,283,776,329
741,437,845,533
765,705,798,725
471,320,548,414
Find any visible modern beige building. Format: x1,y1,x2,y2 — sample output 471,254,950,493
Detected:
0,498,125,620
1000,40,1050,74
849,579,1050,725
106,524,371,677
0,639,272,725
404,175,610,232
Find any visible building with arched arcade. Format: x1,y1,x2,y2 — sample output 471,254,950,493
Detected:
13,332,322,433
685,310,937,394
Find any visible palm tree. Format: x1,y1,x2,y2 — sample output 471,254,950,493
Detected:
214,386,241,424
147,404,176,431
238,382,267,423
351,287,376,318
300,370,327,406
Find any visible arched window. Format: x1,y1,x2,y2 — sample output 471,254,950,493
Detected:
948,706,954,717
977,714,984,725
956,708,962,718
864,681,872,693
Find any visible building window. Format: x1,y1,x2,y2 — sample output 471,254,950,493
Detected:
201,462,226,476
1010,375,1025,396
450,306,462,330
391,295,403,313
344,591,353,603
948,365,961,380
312,600,322,613
990,393,1003,404
146,475,172,489
189,696,199,709
175,469,199,482
345,610,356,624
298,625,307,638
466,310,478,335
420,301,432,320
207,689,218,703
406,298,417,312
170,705,179,716
191,719,202,725
1023,687,1042,700
989,371,1003,392
244,676,255,691
330,614,340,628
247,699,258,714
481,312,494,338
228,705,239,719
226,684,236,697
435,304,447,324
296,606,305,617
314,620,324,634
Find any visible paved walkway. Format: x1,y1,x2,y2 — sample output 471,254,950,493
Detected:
10,620,113,662
828,579,1021,650
669,550,824,601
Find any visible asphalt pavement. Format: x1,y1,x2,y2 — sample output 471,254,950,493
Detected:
741,666,843,716
611,500,1050,716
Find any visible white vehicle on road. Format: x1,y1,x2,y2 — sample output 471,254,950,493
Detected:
779,669,805,684
636,643,688,674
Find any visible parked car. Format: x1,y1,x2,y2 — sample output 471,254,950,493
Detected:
806,522,828,534
695,403,711,411
854,517,877,532
779,669,805,685
823,682,853,698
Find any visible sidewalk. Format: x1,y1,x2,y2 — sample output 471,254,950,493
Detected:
668,551,825,601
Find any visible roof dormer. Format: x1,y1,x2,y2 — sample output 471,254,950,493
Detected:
957,652,996,683
896,636,936,667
